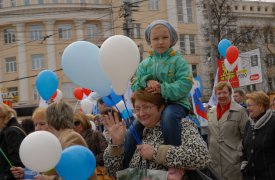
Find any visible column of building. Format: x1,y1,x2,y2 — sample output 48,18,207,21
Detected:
16,23,29,104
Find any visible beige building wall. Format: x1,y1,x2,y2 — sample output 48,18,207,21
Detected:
0,0,113,108
0,0,202,108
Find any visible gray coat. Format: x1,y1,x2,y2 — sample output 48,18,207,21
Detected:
208,101,249,180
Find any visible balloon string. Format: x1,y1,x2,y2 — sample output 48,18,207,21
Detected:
121,96,141,144
74,100,79,113
0,147,13,167
109,95,141,144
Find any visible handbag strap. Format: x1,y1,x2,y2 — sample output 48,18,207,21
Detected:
11,126,27,136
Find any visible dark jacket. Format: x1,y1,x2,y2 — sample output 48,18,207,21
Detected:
83,129,108,166
0,117,26,180
241,113,275,180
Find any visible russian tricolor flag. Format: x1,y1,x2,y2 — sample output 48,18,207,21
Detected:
191,79,208,127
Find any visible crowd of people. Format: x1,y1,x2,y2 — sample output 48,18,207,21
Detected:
0,19,275,180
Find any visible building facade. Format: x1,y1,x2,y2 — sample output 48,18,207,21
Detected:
0,0,113,112
0,0,202,111
197,0,275,100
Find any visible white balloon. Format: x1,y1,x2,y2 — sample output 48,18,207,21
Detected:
53,89,63,103
99,35,140,95
19,131,62,172
80,98,94,114
224,58,238,72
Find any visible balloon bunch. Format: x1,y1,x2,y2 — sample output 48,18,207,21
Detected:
19,132,96,180
61,35,141,144
218,39,239,72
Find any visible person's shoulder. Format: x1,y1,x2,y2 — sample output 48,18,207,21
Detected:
180,117,198,129
230,101,246,112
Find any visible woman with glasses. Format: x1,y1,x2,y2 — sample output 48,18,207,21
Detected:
73,112,108,166
103,90,209,180
241,91,275,180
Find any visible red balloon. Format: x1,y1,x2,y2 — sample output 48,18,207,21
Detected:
226,46,239,64
82,88,92,96
74,87,84,100
50,91,57,100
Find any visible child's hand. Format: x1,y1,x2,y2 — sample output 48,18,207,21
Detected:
10,166,24,179
146,80,161,94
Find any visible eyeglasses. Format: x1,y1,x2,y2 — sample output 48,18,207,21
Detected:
247,104,257,107
74,121,81,126
134,105,155,114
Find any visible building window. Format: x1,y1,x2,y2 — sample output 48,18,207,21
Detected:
224,27,237,41
5,57,17,73
133,23,141,39
52,0,58,3
179,34,185,53
58,24,72,40
148,0,158,10
264,30,274,44
177,0,193,23
31,54,45,70
67,0,73,2
189,35,195,54
0,0,3,8
177,0,184,22
30,25,43,41
33,85,39,101
11,0,16,6
180,34,196,54
4,28,16,44
37,0,44,4
87,24,98,40
81,0,86,3
192,64,197,77
247,84,256,92
24,0,30,5
268,78,273,90
242,6,246,10
186,0,193,22
62,83,76,98
267,54,275,66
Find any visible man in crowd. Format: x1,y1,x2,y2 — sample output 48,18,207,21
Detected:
208,82,249,180
233,89,247,108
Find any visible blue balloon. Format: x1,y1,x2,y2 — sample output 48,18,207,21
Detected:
62,41,112,97
218,39,232,57
56,145,96,180
36,70,58,101
102,89,123,107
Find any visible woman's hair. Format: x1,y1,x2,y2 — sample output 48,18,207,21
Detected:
144,19,178,47
131,90,165,110
46,100,74,130
32,107,47,121
21,118,35,134
246,91,270,110
214,81,232,95
74,112,91,130
0,103,17,127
